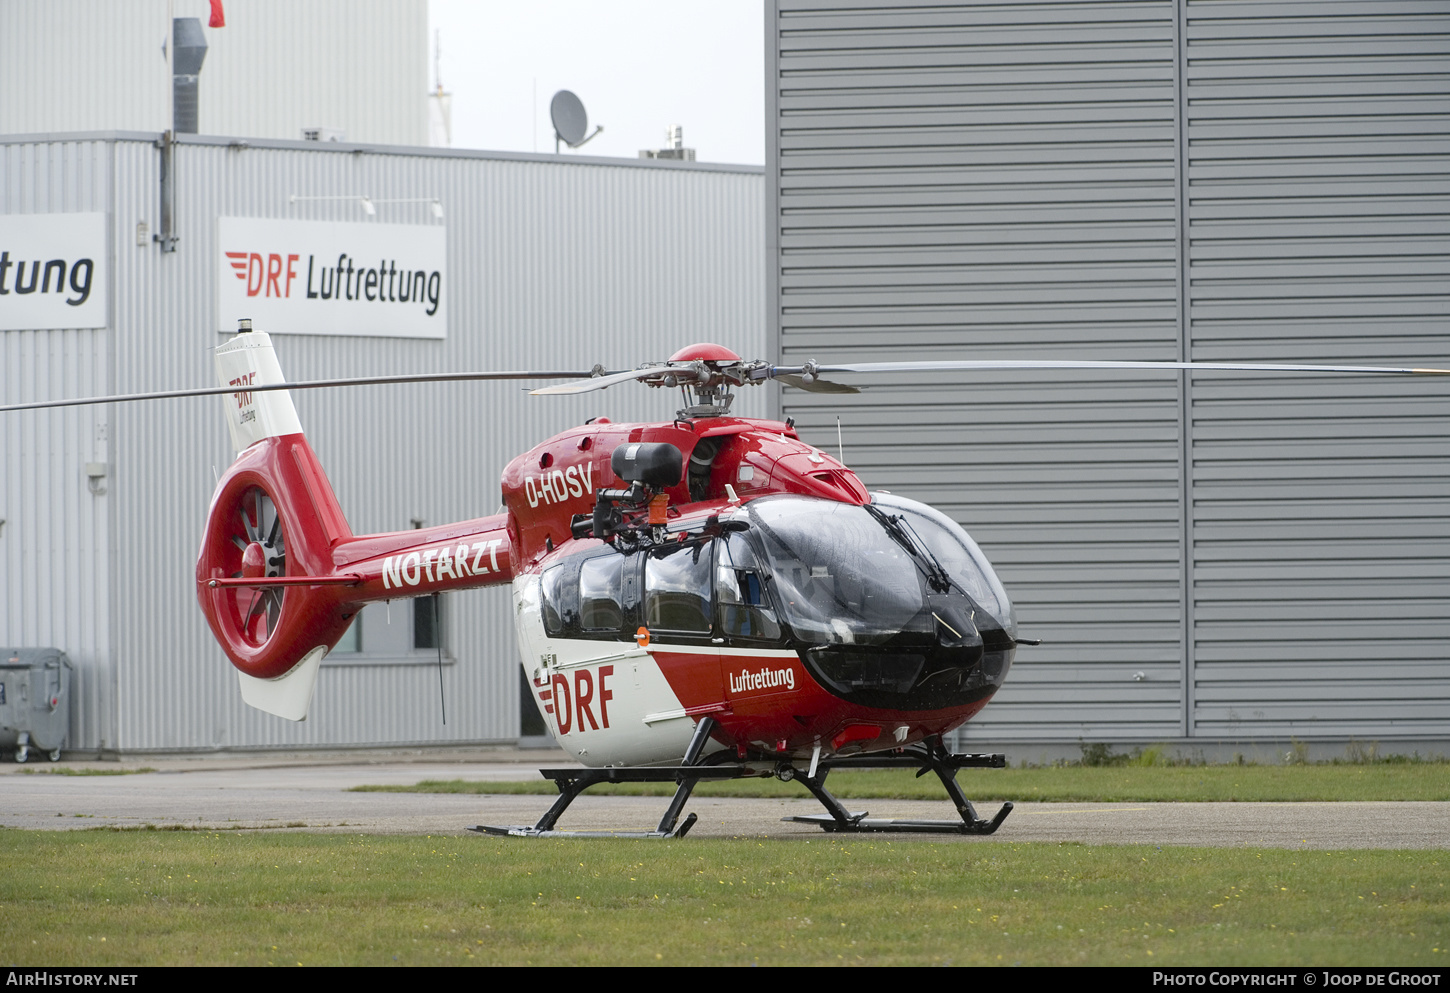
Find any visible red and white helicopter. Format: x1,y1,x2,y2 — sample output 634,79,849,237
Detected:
9,322,1446,837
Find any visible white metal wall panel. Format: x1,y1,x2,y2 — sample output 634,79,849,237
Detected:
0,0,426,147
0,3,171,137
3,133,763,753
1182,0,1450,738
0,138,116,751
196,0,427,146
771,0,1187,741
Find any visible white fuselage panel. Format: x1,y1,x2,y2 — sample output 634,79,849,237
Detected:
513,574,714,767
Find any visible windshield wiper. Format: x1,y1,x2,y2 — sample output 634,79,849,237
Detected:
864,504,952,594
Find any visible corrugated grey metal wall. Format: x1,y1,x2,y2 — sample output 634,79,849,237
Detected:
0,138,119,752
2,133,764,752
1181,1,1450,739
768,0,1450,744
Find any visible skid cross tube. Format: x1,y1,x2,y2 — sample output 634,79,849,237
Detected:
795,769,867,830
653,715,718,835
472,732,1012,838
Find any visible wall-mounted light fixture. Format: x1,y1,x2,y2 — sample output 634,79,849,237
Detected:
288,195,443,218
288,194,375,216
373,198,445,219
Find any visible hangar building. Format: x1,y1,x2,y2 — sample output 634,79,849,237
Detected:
2,1,1445,759
765,0,1450,755
0,133,765,754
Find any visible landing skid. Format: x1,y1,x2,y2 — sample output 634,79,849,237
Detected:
781,740,1013,835
472,812,700,840
470,725,1013,838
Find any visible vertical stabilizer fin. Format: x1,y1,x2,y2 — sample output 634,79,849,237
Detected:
215,330,303,452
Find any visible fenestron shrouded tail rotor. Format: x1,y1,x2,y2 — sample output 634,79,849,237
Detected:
196,435,359,716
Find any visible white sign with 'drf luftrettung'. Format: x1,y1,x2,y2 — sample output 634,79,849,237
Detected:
216,217,446,338
0,213,108,331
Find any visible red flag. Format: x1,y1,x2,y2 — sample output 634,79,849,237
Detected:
209,0,225,28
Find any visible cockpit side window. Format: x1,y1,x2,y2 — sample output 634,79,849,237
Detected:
542,542,712,643
540,559,578,637
715,532,781,643
538,547,634,641
579,552,626,633
644,539,713,638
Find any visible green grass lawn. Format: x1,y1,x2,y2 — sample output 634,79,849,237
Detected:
352,763,1450,803
1,831,1444,966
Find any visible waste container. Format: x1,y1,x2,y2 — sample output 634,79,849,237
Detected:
0,648,72,762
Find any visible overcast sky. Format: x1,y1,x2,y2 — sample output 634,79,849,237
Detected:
427,1,766,166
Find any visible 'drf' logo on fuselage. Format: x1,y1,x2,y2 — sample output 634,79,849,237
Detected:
538,665,614,735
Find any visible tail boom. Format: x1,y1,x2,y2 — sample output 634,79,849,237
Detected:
330,518,513,601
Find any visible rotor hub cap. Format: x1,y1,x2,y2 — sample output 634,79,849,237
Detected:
240,541,266,579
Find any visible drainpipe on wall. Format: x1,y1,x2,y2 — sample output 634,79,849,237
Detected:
156,17,207,253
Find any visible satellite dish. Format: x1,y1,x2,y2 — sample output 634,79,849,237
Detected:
550,90,603,153
551,91,588,145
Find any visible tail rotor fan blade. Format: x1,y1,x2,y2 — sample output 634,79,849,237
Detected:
265,589,282,636
266,503,281,547
226,486,288,648
241,490,260,542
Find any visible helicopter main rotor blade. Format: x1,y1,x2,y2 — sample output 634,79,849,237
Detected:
12,357,1446,413
0,369,612,413
773,373,861,394
529,367,697,395
770,359,1450,380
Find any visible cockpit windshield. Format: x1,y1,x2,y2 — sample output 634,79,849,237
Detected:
868,491,1012,624
742,493,1014,647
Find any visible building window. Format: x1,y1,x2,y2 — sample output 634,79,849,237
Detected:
323,596,448,665
332,615,362,653
414,594,441,650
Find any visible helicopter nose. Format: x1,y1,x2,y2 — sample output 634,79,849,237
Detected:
932,602,983,656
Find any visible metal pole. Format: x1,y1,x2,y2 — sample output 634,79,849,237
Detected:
157,0,178,252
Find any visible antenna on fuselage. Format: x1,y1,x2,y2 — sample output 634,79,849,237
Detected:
433,592,446,726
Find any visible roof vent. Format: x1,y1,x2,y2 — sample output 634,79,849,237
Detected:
171,18,208,134
640,124,695,162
